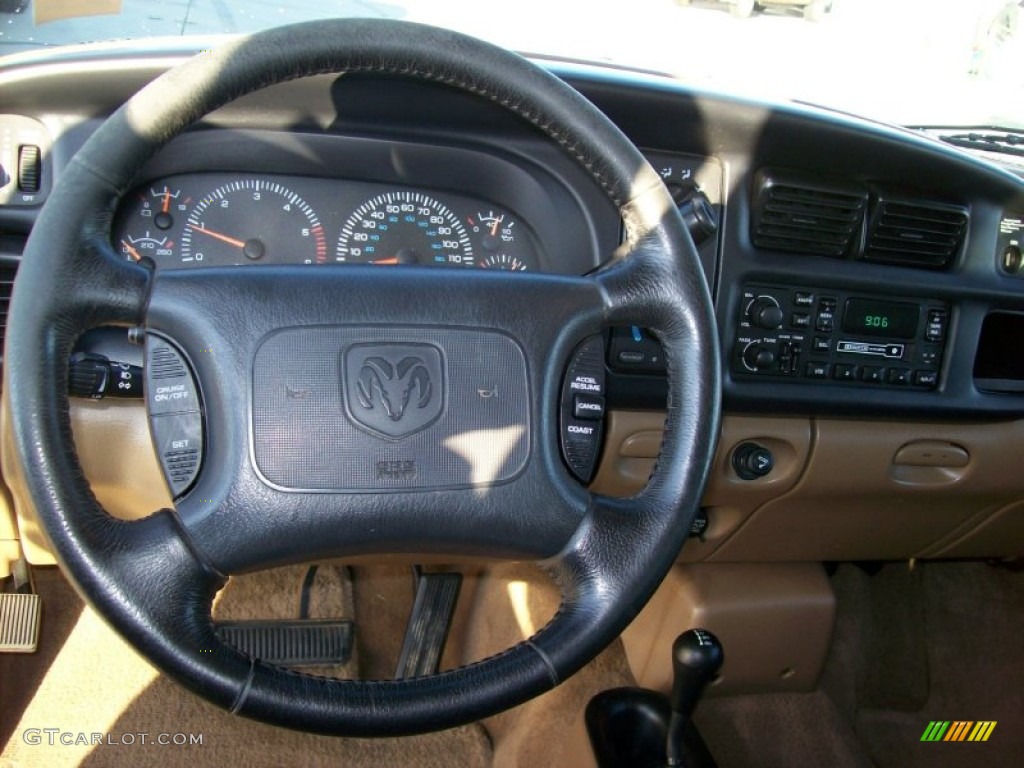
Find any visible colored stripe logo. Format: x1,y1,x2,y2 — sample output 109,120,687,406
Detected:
920,721,996,742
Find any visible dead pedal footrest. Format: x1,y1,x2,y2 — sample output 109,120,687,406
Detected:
215,619,353,666
0,592,42,653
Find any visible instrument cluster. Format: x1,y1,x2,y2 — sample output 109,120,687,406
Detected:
113,173,543,272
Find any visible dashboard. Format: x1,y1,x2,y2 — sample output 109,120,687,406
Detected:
2,43,1024,568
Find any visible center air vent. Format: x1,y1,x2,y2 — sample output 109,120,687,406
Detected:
863,200,968,270
751,170,867,258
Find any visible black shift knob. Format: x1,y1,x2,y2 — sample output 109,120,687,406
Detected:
669,628,723,721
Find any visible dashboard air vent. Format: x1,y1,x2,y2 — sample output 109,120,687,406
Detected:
863,200,967,269
751,170,867,258
0,262,16,356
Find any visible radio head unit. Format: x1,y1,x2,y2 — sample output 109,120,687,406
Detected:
732,284,948,390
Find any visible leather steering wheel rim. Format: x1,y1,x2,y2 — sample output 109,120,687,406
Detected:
4,19,719,736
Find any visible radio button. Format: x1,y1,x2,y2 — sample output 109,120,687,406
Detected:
791,313,811,330
834,364,857,381
860,366,885,383
815,314,834,332
914,370,939,388
925,310,948,342
805,362,830,379
812,336,830,353
887,368,911,385
794,292,814,307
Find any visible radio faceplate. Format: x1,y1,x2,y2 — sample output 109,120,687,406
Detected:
732,284,948,390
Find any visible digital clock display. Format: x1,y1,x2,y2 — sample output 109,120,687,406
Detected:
842,298,919,339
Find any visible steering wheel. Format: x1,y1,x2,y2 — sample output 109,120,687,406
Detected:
4,20,719,736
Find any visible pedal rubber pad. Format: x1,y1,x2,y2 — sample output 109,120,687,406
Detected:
395,572,463,679
0,592,41,653
215,619,353,666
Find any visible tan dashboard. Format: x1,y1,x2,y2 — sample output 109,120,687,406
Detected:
4,404,1024,578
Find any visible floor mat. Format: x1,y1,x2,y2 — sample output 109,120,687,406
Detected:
0,566,491,768
854,561,1024,768
685,561,1024,768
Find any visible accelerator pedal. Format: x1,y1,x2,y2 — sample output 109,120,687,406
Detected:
1,559,41,653
215,619,353,666
395,568,463,679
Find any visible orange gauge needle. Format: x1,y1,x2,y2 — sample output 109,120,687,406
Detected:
162,190,172,214
489,219,501,237
193,226,246,249
371,257,400,265
121,241,143,262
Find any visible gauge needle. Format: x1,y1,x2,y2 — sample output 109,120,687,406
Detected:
162,190,171,214
490,219,501,237
193,225,246,249
121,240,143,262
371,257,400,265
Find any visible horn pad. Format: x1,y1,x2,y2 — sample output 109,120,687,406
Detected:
251,326,530,492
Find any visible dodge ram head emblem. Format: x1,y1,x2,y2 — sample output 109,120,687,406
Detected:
343,343,445,439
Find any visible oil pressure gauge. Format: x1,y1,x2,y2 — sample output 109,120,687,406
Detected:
468,209,538,271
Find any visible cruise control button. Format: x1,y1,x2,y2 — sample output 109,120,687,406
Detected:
146,340,201,415
573,394,605,421
560,336,607,483
150,410,203,496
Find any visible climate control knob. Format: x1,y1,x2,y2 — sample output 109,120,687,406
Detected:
747,297,784,330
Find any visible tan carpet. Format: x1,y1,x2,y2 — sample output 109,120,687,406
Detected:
1,566,491,768
1,562,637,768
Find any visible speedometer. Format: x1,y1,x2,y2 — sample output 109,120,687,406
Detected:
336,191,474,267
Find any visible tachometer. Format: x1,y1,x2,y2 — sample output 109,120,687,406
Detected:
179,179,326,267
336,191,474,267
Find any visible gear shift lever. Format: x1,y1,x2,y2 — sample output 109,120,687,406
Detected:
667,629,723,766
586,628,723,768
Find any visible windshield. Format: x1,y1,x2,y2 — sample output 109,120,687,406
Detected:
2,0,1023,130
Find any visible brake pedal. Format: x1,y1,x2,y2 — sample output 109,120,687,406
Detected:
215,619,354,666
395,569,462,679
1,559,41,653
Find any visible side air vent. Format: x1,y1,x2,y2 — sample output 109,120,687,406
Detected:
0,261,17,358
863,200,968,270
751,170,868,258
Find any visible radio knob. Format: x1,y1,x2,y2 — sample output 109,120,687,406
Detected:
742,342,775,372
747,297,784,330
